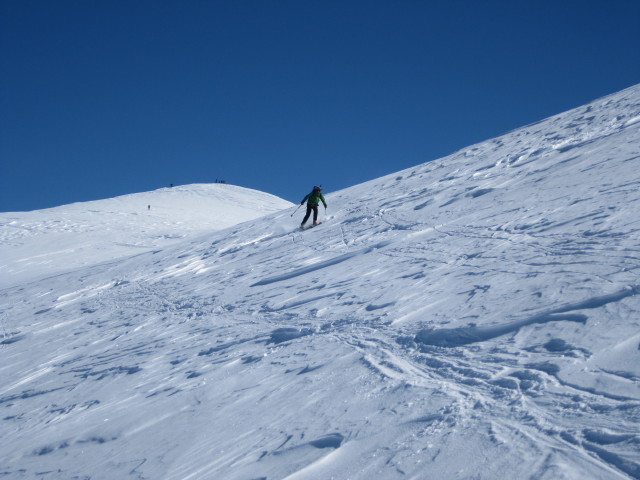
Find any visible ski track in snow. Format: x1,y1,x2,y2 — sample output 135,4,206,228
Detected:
1,85,640,479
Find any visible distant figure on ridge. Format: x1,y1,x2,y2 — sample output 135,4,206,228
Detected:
299,185,327,229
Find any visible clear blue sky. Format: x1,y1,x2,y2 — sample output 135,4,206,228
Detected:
2,0,639,211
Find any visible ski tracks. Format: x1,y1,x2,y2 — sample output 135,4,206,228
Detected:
333,309,640,480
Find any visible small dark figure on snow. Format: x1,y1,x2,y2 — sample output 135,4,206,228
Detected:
300,185,327,228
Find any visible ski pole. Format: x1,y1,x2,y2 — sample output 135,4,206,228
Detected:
291,204,302,217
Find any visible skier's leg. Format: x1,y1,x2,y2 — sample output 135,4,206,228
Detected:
312,206,319,223
301,205,312,226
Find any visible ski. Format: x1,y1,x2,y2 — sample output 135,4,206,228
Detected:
300,222,322,230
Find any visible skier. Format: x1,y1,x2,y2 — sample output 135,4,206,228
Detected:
300,185,327,228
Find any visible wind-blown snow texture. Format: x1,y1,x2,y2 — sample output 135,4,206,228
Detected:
1,84,640,479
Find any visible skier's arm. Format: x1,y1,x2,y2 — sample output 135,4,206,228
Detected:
300,193,310,205
320,193,327,208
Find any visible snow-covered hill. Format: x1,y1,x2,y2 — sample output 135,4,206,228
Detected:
1,84,639,480
0,183,293,286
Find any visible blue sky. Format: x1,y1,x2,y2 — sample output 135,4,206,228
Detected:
2,0,639,212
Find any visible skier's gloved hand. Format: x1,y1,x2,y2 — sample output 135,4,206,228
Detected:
300,201,304,205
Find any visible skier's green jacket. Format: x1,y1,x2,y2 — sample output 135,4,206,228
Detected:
301,189,327,208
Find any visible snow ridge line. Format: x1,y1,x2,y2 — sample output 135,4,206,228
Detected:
415,285,640,347
250,240,392,287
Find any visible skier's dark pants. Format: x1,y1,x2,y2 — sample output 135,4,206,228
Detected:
302,204,318,224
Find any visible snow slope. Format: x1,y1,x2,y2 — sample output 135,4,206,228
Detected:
1,84,639,480
0,183,293,286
